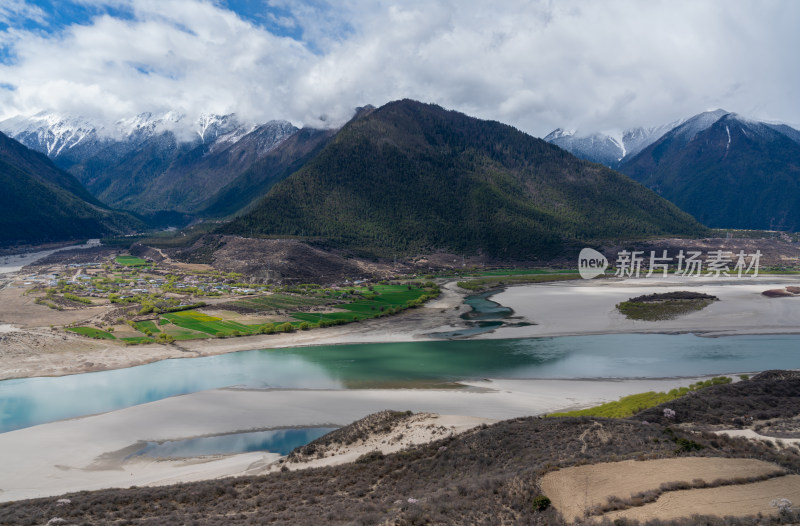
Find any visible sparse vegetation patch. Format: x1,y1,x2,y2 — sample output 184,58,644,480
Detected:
65,327,116,340
457,272,581,291
617,291,719,320
549,377,732,419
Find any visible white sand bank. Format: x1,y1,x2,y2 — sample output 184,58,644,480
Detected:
269,413,496,474
484,276,800,339
0,240,100,275
0,375,713,503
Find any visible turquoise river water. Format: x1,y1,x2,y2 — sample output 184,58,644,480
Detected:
2,333,800,433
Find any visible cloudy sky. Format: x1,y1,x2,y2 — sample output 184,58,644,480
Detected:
0,0,797,137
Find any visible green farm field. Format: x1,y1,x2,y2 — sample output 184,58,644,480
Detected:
133,321,160,333
69,283,439,343
291,285,431,324
115,256,149,267
161,310,263,336
66,327,116,340
227,294,331,312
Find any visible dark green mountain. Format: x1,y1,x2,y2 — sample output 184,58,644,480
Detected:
0,132,141,246
221,100,706,259
620,112,800,230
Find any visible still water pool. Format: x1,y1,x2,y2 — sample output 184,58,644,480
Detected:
129,427,338,459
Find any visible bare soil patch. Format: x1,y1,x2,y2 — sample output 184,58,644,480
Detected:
541,457,785,522
0,287,99,328
29,246,117,266
174,235,401,282
603,474,800,523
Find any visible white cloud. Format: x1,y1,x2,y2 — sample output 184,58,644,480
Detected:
1,0,316,129
1,0,798,137
0,0,46,25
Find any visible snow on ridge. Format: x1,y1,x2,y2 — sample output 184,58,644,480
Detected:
0,112,104,156
214,123,259,145
543,128,576,140
197,113,236,143
0,110,272,156
113,111,193,141
673,109,729,142
544,117,685,165
607,131,626,160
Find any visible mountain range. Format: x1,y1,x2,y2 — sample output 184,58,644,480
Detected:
4,100,798,252
544,119,683,168
546,110,800,231
0,112,301,217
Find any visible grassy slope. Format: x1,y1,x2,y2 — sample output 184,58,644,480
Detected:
549,377,732,418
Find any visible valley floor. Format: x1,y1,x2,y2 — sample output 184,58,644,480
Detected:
3,275,800,381
0,280,467,381
4,275,800,504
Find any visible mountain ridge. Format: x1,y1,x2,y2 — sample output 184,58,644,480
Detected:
543,119,684,168
544,110,800,170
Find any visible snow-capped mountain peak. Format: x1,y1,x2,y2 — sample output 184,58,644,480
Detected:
0,112,105,157
543,128,576,141
544,117,686,168
671,109,730,141
114,111,185,139
545,109,800,170
0,110,270,163
196,113,248,143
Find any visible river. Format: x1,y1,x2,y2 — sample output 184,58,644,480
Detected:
2,332,799,432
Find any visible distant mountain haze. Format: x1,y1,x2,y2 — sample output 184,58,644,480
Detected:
544,119,685,168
